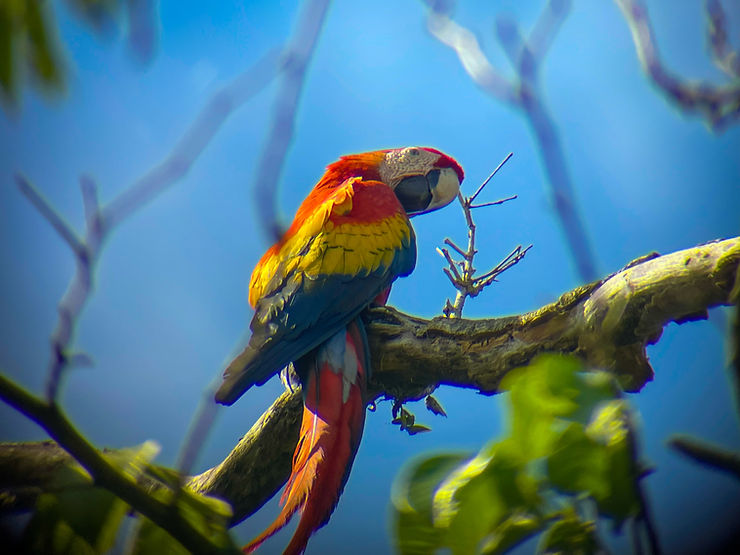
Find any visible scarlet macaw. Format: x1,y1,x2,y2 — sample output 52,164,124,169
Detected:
215,147,464,554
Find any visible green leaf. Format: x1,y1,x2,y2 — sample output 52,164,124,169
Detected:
538,513,597,555
133,483,235,553
547,423,610,501
407,424,432,435
547,402,641,525
433,443,539,555
481,512,543,555
501,355,583,460
22,441,160,554
0,0,66,112
133,518,189,555
569,371,620,426
585,401,641,523
0,1,20,105
25,0,65,88
391,453,471,554
425,395,447,417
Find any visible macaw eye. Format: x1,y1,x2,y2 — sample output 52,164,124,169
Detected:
408,148,420,156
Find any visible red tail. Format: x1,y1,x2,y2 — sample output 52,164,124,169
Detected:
243,321,368,554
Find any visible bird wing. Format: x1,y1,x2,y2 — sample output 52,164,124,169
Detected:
215,177,415,404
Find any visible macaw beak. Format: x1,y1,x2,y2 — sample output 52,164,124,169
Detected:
394,166,461,216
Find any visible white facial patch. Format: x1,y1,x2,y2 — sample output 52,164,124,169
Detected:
428,167,461,211
379,147,439,186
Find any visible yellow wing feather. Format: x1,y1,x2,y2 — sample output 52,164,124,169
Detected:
249,178,412,306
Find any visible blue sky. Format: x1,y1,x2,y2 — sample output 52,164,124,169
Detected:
1,1,739,553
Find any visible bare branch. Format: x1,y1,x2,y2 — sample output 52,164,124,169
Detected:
443,237,467,259
79,175,100,234
469,151,513,204
103,48,281,231
15,174,102,402
15,175,85,258
254,0,332,243
440,154,528,317
424,1,516,103
706,0,740,79
529,0,573,63
469,194,517,209
3,237,738,522
0,376,225,553
668,434,740,480
615,0,740,131
424,1,598,282
474,244,532,287
436,247,463,283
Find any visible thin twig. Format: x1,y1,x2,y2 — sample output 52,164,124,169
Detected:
15,175,85,258
16,174,102,402
424,0,598,282
476,245,532,286
469,152,513,204
444,238,467,259
470,194,517,209
425,2,515,103
103,48,281,231
439,154,530,317
436,248,462,282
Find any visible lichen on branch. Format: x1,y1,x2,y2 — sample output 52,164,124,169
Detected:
2,236,738,525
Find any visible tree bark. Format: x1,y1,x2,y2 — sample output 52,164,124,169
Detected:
1,237,738,525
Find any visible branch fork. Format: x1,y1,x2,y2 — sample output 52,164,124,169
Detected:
437,152,532,317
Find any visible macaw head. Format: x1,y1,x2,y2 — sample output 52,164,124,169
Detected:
380,147,464,216
324,147,464,216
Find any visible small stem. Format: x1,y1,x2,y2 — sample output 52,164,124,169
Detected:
468,152,513,204
470,194,518,209
16,175,85,258
444,238,467,259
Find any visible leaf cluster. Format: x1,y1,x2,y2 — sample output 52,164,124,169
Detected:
20,441,239,554
391,355,646,554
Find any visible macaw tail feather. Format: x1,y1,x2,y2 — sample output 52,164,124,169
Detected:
243,320,369,555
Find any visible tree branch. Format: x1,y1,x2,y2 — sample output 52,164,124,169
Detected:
615,0,740,131
668,434,740,480
0,375,226,553
1,237,738,524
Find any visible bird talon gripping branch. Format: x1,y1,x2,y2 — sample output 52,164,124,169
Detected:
215,147,463,554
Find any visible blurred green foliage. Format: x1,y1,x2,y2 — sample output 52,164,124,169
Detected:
391,355,647,555
1,0,155,113
21,440,239,554
0,0,67,110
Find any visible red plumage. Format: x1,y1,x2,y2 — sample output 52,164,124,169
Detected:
216,147,463,554
244,321,368,555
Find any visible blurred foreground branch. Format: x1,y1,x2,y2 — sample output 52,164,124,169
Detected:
668,435,740,480
3,2,333,548
3,236,738,524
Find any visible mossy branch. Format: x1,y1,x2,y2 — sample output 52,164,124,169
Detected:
2,237,738,524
